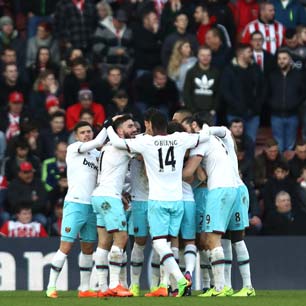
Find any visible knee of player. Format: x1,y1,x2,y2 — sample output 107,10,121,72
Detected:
230,230,244,243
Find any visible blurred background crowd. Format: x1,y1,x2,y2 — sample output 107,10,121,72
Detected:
1,0,306,237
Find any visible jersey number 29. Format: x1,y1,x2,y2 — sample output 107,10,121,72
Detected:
158,146,176,172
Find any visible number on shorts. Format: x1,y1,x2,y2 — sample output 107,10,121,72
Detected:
235,212,241,222
206,214,211,224
199,215,204,226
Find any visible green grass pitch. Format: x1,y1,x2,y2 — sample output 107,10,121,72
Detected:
1,291,306,306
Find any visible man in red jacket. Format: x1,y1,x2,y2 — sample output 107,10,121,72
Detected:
66,89,105,131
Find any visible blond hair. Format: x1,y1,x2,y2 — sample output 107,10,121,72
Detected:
168,40,191,79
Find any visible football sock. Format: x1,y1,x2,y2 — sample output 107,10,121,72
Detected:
210,246,225,291
95,247,109,292
233,240,252,288
47,249,67,289
119,251,128,288
151,249,160,289
222,239,233,288
200,250,211,288
131,243,145,285
79,253,93,291
184,244,197,276
108,245,123,289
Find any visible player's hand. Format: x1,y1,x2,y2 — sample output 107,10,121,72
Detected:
112,115,124,122
249,216,262,226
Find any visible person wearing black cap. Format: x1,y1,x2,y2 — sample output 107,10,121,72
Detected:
93,9,134,77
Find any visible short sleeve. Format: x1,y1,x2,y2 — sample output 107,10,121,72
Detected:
124,136,148,154
190,142,205,157
180,132,200,149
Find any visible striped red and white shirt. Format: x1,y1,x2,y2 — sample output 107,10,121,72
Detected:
241,19,285,54
0,221,48,237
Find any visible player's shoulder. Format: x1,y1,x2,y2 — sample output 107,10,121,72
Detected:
67,141,82,153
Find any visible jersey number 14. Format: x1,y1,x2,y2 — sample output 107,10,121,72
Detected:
158,146,176,172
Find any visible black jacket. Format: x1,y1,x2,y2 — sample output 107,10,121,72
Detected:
266,68,306,116
22,0,60,16
220,58,264,117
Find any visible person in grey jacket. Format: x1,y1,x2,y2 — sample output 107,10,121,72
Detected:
26,22,60,67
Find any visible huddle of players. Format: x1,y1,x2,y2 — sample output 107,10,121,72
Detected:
45,108,255,298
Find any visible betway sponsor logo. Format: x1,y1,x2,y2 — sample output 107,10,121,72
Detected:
83,158,98,171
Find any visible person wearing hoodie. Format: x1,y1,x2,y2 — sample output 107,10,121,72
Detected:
92,9,134,78
220,43,264,142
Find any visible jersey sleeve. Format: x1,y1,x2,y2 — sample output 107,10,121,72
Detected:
180,132,200,149
124,138,146,154
189,142,205,157
0,222,9,236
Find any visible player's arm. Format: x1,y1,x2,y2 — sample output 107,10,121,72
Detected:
182,155,203,181
78,127,107,153
209,126,227,138
198,124,211,143
107,126,129,150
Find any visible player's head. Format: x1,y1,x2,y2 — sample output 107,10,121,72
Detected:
143,107,159,135
181,116,193,133
167,121,185,134
190,112,207,133
113,114,137,139
149,111,168,136
74,121,94,142
172,108,192,124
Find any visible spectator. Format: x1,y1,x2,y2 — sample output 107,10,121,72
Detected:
220,43,264,142
288,140,306,182
250,30,277,76
26,22,60,68
133,11,162,76
0,173,8,226
96,0,113,26
241,2,285,54
62,57,99,108
231,0,259,40
93,9,134,78
160,0,192,39
6,121,42,159
183,46,220,125
161,13,198,67
0,204,48,237
205,0,236,45
49,199,63,236
270,0,306,29
39,112,69,160
193,4,231,47
262,190,306,235
43,95,65,123
7,161,48,226
29,70,61,126
134,66,179,117
283,28,306,70
254,138,287,191
66,89,105,131
229,118,255,161
0,63,27,109
1,138,41,182
23,0,59,38
205,27,233,70
93,66,128,107
237,141,254,184
0,47,17,74
41,141,67,194
167,39,197,98
54,0,97,55
106,89,142,122
27,46,59,85
0,16,25,67
296,25,306,46
0,91,31,142
266,49,306,152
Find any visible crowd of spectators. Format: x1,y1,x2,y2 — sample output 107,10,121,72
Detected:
1,0,306,237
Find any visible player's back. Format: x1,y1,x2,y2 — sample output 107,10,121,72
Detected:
65,141,99,204
130,158,149,201
191,135,237,190
92,143,131,198
139,132,197,201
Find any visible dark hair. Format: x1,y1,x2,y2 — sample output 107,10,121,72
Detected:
236,43,252,55
37,21,52,33
107,65,122,75
143,107,159,122
167,121,185,133
296,139,306,147
15,202,32,214
229,118,244,127
181,116,193,125
250,30,264,39
2,47,16,56
150,111,168,134
3,62,17,71
50,111,65,121
80,108,94,118
191,112,207,127
15,139,29,150
273,161,289,172
276,47,292,58
113,114,134,131
71,57,88,68
73,121,93,133
285,28,297,39
153,66,167,77
20,121,38,135
265,138,278,148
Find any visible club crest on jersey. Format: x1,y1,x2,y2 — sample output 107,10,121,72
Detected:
134,227,139,233
242,196,247,204
122,221,126,227
65,227,71,233
101,201,110,210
